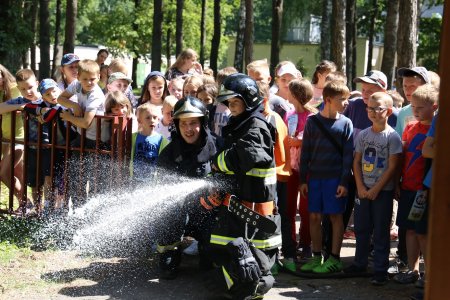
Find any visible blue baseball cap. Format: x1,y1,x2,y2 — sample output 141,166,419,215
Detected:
61,53,80,66
38,79,58,94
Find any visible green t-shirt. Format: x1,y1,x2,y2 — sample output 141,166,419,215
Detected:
1,85,24,140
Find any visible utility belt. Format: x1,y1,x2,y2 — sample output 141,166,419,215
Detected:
208,194,281,252
201,191,277,235
222,195,275,217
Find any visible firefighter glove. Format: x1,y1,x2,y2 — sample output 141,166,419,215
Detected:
226,237,261,283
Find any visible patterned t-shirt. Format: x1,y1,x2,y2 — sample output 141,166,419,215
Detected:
355,126,402,190
401,121,430,191
131,132,166,181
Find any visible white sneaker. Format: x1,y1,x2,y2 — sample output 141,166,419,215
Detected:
183,240,199,255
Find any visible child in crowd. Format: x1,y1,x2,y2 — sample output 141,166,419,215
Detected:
138,71,168,107
168,77,184,100
58,59,106,149
285,79,318,265
105,91,132,117
325,71,348,85
388,90,405,111
391,67,430,275
108,58,137,108
58,53,80,90
165,48,202,80
0,69,44,213
247,59,290,119
346,92,402,285
310,60,337,108
299,81,353,274
211,67,236,136
99,64,109,90
106,72,133,95
216,66,237,87
197,83,217,106
155,95,177,140
197,83,218,131
255,80,291,276
24,79,69,212
95,49,109,67
58,60,106,206
0,64,24,205
102,91,133,147
130,103,169,183
183,75,203,97
395,67,430,136
273,61,301,118
394,84,438,285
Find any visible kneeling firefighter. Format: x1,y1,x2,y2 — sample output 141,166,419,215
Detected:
156,96,223,279
209,73,282,299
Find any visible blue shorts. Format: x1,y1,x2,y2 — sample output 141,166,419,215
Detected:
397,189,428,234
308,178,347,214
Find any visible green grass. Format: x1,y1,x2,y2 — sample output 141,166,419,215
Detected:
0,241,32,264
0,215,43,246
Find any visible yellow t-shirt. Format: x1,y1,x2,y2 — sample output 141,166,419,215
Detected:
1,84,24,140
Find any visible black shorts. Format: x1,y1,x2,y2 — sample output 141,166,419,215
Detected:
396,189,428,234
26,148,51,187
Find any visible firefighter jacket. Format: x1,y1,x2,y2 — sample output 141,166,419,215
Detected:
214,108,276,204
158,128,222,178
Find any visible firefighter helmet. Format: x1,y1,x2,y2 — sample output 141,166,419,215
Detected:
173,96,209,130
217,73,263,110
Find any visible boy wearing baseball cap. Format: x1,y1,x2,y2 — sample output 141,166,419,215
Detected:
344,70,397,140
395,66,430,136
106,72,133,94
24,79,69,212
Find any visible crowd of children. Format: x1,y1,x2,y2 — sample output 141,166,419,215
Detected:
0,47,440,299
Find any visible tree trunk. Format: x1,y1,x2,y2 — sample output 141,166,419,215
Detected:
30,0,38,72
397,0,417,68
131,0,142,89
210,0,221,76
346,0,356,89
39,0,51,79
51,0,62,78
381,0,399,89
244,0,254,68
331,0,346,72
151,0,163,71
166,28,172,68
320,0,331,60
366,0,378,73
175,0,184,56
234,0,246,72
63,0,77,54
200,0,207,66
396,0,417,97
270,0,283,79
22,0,32,69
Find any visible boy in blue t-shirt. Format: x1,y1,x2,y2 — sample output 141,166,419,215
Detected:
130,102,168,183
346,92,402,285
299,81,353,274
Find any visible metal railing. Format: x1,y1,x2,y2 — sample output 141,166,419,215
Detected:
0,111,133,215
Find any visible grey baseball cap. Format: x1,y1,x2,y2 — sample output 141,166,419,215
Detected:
397,67,430,84
353,70,388,90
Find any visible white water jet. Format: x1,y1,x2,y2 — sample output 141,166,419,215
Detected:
36,176,209,257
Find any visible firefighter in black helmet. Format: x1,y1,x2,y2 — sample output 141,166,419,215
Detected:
209,73,281,299
156,96,223,280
